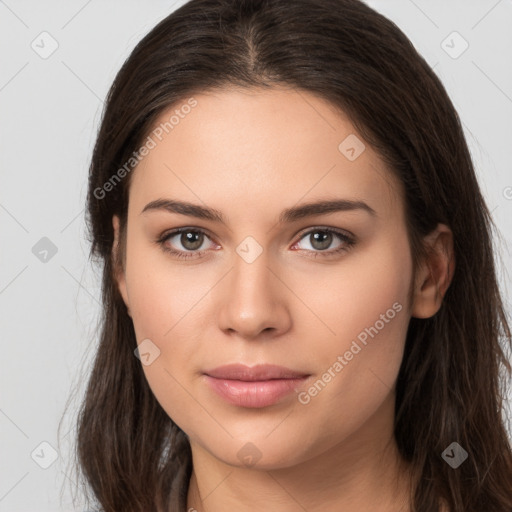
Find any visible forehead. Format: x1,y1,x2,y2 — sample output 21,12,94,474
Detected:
129,87,403,223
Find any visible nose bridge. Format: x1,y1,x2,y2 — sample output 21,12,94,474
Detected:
215,237,290,338
230,242,274,307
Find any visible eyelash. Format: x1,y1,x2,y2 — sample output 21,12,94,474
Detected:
156,226,356,260
157,227,356,259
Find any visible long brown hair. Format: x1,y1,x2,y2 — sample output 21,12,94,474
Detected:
69,0,512,510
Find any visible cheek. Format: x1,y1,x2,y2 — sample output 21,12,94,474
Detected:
125,239,213,341
124,243,217,428
298,229,412,355
294,232,410,376
339,250,411,345
300,234,412,431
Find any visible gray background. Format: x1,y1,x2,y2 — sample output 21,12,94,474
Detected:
1,1,511,510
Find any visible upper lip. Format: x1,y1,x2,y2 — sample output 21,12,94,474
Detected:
204,364,309,381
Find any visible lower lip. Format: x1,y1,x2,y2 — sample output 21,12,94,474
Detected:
204,375,308,408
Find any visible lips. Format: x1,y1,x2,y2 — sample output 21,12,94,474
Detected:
205,363,309,381
203,364,310,408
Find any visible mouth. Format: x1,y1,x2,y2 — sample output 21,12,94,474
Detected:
203,364,311,408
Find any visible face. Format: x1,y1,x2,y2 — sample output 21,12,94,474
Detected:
113,86,416,469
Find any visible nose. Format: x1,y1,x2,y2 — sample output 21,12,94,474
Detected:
215,250,292,341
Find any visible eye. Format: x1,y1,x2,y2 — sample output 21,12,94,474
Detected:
291,227,355,258
157,228,218,259
156,226,356,260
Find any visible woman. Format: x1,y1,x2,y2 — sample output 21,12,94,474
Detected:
74,0,512,510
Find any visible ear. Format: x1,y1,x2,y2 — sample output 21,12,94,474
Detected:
112,215,131,317
411,223,455,319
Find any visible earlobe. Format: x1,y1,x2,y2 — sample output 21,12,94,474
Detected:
112,215,131,317
411,223,455,319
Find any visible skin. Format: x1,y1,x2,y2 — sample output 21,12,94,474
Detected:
112,86,454,511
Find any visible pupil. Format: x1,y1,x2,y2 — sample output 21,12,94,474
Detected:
182,231,202,250
312,231,331,250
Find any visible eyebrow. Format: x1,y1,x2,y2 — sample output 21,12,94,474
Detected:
140,198,377,223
